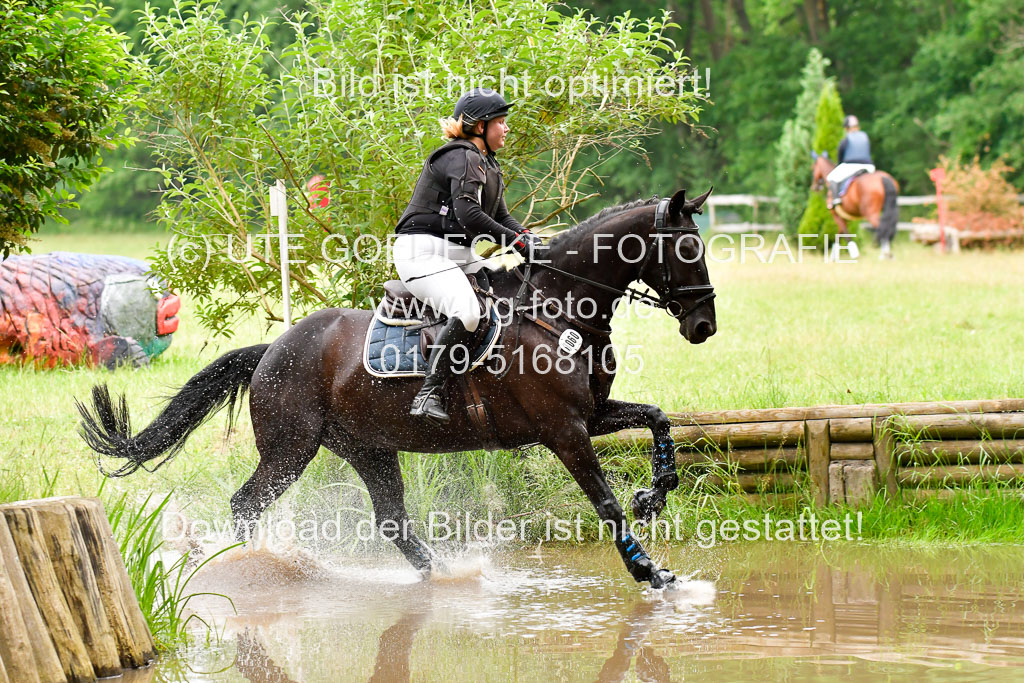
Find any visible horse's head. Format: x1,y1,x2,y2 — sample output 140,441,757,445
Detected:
810,151,833,191
637,188,717,344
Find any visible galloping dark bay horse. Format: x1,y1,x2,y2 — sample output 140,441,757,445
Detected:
812,153,900,258
78,189,717,590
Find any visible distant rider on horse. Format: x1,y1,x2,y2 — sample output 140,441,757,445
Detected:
393,88,542,425
826,115,875,209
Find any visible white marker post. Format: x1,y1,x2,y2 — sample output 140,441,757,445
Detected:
268,179,292,329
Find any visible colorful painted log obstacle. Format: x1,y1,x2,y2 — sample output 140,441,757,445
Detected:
0,252,180,369
592,399,1024,505
0,497,155,683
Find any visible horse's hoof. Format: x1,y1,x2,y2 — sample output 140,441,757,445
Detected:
631,488,664,521
649,569,676,590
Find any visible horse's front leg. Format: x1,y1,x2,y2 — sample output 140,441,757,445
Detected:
589,400,677,521
545,424,676,589
831,210,848,235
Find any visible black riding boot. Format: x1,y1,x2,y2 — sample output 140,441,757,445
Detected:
828,180,840,208
409,317,475,425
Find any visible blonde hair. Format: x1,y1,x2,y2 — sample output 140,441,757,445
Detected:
439,114,480,140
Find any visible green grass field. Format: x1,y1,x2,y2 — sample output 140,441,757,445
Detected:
3,231,1024,545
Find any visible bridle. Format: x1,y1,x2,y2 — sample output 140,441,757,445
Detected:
634,198,717,320
523,198,716,324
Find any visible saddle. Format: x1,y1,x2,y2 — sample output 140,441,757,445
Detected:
837,169,870,201
362,273,502,378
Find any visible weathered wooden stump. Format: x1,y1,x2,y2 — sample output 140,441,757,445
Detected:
828,460,878,506
0,496,155,683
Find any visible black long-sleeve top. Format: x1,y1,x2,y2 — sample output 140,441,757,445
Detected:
395,144,525,246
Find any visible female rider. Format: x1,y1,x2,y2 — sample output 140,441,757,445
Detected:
393,88,541,425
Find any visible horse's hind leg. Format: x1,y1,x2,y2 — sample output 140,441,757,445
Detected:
230,403,324,542
325,434,434,574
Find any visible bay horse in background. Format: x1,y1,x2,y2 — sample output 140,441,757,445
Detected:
812,152,900,259
77,189,718,591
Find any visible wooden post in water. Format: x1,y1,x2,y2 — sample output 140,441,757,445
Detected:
0,497,155,682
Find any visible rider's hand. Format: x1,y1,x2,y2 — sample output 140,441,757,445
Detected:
511,230,543,261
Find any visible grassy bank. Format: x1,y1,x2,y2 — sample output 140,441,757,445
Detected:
2,230,1024,560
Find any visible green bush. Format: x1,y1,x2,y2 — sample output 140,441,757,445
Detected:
0,0,143,255
798,82,845,244
774,48,830,235
813,81,845,159
796,192,835,246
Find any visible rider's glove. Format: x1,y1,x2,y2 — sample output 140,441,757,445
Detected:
511,229,543,261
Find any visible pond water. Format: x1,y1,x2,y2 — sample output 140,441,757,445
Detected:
126,542,1024,681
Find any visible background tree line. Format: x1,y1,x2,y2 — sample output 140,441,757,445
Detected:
43,0,1024,226
580,0,1024,205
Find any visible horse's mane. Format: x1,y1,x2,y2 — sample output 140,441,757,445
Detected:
547,196,660,251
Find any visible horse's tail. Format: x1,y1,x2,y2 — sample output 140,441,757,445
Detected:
77,343,271,477
878,175,899,245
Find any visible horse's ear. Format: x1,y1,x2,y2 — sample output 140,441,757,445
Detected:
811,151,819,160
822,150,829,159
669,189,687,217
684,186,713,214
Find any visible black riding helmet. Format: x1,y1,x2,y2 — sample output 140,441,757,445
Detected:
452,88,513,154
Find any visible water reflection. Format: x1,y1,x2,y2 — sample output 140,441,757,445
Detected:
143,543,1024,681
367,609,428,683
595,600,671,683
235,628,299,683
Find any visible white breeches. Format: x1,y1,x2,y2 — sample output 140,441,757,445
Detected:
826,163,875,184
393,234,496,332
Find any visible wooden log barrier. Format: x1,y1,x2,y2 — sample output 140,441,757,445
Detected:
872,418,898,499
591,420,803,453
829,417,874,442
895,439,1024,467
888,412,1024,441
667,398,1024,426
592,401,1024,505
805,420,831,506
704,472,798,493
830,441,874,460
896,463,1024,488
0,497,155,683
676,446,802,471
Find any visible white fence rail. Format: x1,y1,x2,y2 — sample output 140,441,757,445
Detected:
706,194,935,234
708,193,1024,234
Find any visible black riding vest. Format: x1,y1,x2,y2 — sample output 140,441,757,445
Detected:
396,138,504,243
